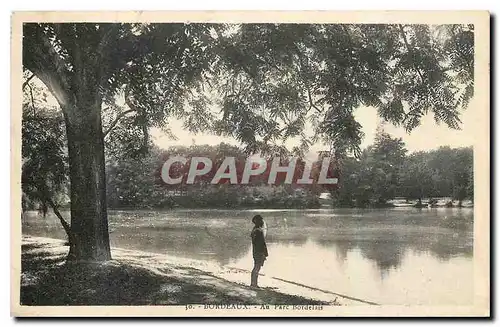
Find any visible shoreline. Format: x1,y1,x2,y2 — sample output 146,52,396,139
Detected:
26,205,474,213
105,204,474,210
20,235,351,306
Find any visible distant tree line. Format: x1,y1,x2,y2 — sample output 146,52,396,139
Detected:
103,135,473,209
105,143,323,209
331,130,473,208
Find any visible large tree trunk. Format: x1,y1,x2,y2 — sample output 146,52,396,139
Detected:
23,24,112,261
63,93,111,262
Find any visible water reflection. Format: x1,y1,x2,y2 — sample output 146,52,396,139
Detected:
109,215,251,265
23,208,473,269
314,228,472,275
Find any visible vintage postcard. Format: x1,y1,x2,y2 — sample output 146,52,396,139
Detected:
11,11,490,317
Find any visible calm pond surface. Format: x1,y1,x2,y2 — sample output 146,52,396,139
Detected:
22,207,473,305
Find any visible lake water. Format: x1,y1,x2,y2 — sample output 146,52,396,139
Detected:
22,207,474,305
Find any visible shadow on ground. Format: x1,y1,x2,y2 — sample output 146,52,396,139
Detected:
20,238,330,306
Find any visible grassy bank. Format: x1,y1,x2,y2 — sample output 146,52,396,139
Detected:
20,236,338,306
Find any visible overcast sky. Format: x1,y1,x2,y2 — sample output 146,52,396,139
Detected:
151,97,478,154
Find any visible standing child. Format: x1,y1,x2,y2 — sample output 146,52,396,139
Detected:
250,215,268,287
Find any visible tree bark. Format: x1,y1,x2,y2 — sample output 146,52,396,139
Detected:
62,94,111,262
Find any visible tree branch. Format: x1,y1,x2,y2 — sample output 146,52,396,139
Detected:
22,73,35,91
32,185,72,242
124,85,149,147
398,24,447,126
23,24,72,107
45,197,72,240
340,24,353,44
96,24,122,87
292,43,323,114
307,87,322,113
97,24,120,59
28,83,36,115
398,24,425,83
449,26,473,77
103,109,136,138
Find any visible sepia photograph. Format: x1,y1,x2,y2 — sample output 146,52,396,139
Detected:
10,11,490,317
